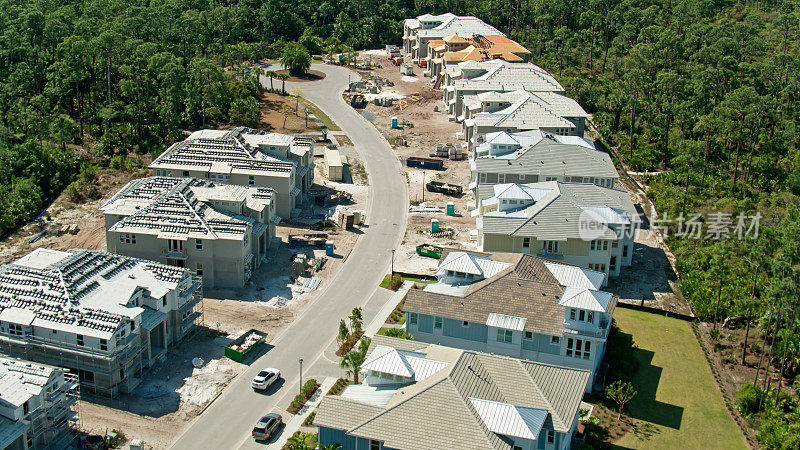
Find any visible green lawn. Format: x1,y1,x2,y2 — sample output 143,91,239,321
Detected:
612,308,746,449
300,98,341,131
378,274,436,289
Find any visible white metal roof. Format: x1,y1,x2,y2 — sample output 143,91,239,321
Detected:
469,397,548,440
361,345,450,381
543,262,605,290
558,287,614,312
485,312,527,331
437,252,512,279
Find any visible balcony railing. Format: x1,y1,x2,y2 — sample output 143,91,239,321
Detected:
563,320,610,339
160,248,188,260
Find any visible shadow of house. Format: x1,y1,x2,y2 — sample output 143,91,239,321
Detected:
626,347,684,430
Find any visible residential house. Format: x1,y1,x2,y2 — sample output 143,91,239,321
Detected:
442,59,563,119
315,335,591,450
404,251,615,389
403,13,503,61
428,34,531,80
0,357,78,450
462,90,589,150
149,127,313,218
470,131,618,201
475,181,639,281
102,177,276,288
0,248,202,395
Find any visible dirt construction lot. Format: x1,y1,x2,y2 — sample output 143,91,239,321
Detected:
355,50,477,274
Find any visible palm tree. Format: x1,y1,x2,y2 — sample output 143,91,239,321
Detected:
340,337,370,384
265,70,278,92
277,73,290,94
280,42,311,76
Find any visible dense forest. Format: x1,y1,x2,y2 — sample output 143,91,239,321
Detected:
2,0,800,444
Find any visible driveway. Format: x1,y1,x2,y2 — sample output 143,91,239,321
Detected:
169,63,408,449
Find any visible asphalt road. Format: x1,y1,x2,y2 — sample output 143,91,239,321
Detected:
169,64,408,448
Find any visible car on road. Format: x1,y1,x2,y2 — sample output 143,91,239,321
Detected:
252,413,282,441
251,368,281,390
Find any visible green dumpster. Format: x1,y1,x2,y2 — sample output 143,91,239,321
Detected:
224,329,267,362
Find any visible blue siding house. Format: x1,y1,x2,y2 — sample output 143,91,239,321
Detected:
403,251,616,391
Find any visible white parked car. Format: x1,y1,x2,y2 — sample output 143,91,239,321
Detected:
251,368,280,390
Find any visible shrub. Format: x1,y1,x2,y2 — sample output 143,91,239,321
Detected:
736,382,763,415
302,378,318,398
388,274,403,291
380,328,412,339
289,393,305,412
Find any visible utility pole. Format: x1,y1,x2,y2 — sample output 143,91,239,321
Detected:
422,170,425,202
391,249,395,276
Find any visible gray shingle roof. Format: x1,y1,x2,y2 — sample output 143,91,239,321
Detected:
473,138,618,179
480,182,637,240
314,337,591,447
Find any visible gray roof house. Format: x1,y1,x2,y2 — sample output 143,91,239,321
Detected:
101,177,276,288
462,90,589,150
0,248,202,395
404,250,615,391
476,181,639,282
441,59,563,119
470,131,618,201
403,14,503,60
315,335,590,450
150,127,313,218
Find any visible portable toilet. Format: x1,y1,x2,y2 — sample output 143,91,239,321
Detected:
325,240,335,256
446,202,455,216
391,117,398,128
431,219,439,233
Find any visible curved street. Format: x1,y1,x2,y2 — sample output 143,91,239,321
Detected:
169,63,408,449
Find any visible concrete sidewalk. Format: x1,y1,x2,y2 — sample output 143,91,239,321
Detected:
269,376,338,449
363,281,412,337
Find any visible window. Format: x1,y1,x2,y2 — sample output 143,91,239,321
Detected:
248,175,255,186
545,176,557,181
567,338,591,359
542,240,559,254
120,233,136,244
518,174,525,181
479,173,487,183
588,311,594,323
9,324,23,336
569,309,576,320
195,239,203,250
434,316,443,330
370,440,381,450
610,256,617,272
591,240,608,251
497,173,505,184
522,237,530,250
623,245,629,258
196,263,203,276
23,401,29,415
462,321,469,328
551,336,560,344
547,429,555,443
182,170,189,177
579,310,585,321
524,331,533,340
100,339,108,351
76,335,84,346
496,329,512,343
162,296,167,307
243,234,249,247
408,313,418,326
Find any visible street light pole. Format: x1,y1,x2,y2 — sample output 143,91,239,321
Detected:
391,249,395,276
299,358,304,394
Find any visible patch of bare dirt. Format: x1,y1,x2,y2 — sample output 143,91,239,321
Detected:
273,69,326,82
259,92,321,134
0,168,149,265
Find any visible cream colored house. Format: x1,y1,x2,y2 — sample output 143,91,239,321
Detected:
442,59,563,119
475,181,639,283
102,177,276,288
0,248,202,396
470,131,618,202
149,127,313,218
462,90,589,150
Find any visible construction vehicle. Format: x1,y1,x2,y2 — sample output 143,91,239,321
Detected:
350,94,367,108
392,56,404,66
